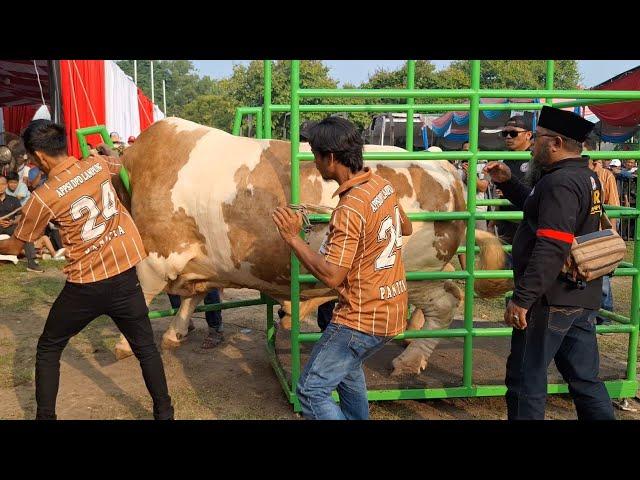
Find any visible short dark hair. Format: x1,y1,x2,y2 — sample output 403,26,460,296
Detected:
7,172,19,182
22,120,67,156
308,116,364,173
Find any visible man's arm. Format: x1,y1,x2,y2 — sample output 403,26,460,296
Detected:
511,182,579,309
484,161,531,210
93,145,123,176
273,207,354,289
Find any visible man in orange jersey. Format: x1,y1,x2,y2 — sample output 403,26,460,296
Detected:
273,117,412,420
0,120,173,420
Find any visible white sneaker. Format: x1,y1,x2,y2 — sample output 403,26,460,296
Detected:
53,248,66,260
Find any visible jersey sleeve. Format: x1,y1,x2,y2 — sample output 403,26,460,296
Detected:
14,194,52,243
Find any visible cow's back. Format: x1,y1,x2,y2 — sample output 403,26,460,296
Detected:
123,118,466,298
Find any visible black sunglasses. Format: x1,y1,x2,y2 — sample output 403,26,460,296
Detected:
501,130,528,138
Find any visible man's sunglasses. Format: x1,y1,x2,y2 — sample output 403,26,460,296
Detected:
501,130,528,138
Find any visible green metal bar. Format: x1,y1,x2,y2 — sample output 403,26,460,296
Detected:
463,60,481,389
289,60,302,400
457,245,512,254
597,309,631,324
477,199,513,206
308,211,524,223
263,60,272,139
477,89,640,100
119,167,131,194
232,109,242,136
545,60,554,106
298,88,475,99
76,125,113,159
268,103,545,113
363,380,638,401
586,151,640,160
266,342,296,407
147,298,265,319
613,268,639,276
405,60,415,151
626,158,640,385
297,88,640,100
255,108,263,139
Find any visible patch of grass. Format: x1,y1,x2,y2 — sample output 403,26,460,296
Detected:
0,262,65,313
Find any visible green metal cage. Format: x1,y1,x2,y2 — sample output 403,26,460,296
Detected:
232,60,640,412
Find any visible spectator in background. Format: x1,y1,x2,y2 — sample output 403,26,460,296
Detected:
584,133,619,326
6,172,30,206
167,291,225,349
0,174,43,272
27,164,46,191
127,136,136,147
110,132,126,156
492,116,533,267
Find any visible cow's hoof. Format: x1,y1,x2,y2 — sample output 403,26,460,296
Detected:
162,328,187,349
114,344,134,360
391,357,427,377
114,337,134,360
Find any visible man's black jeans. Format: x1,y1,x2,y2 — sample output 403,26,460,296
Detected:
505,301,615,420
35,268,173,420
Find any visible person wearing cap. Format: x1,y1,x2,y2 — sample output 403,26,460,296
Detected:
484,106,615,420
584,133,620,327
492,116,534,258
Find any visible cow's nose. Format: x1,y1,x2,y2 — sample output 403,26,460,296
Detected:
277,308,285,319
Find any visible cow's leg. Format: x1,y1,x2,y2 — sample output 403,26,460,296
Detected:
161,293,206,349
278,296,337,330
391,280,462,376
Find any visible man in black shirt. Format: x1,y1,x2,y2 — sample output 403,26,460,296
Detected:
484,106,615,420
0,175,42,272
493,116,533,253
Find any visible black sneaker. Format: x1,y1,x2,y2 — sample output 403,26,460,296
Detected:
27,263,44,273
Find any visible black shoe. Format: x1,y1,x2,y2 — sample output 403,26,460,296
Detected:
596,317,612,326
27,263,44,273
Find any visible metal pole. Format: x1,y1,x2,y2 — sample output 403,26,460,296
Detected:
134,60,137,85
628,152,640,384
162,79,167,115
545,60,554,106
463,60,481,390
406,60,416,151
150,60,155,104
290,60,302,408
264,60,272,139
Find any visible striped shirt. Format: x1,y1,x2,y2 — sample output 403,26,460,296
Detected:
14,155,146,283
321,168,408,337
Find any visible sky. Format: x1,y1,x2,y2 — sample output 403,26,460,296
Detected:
191,60,640,88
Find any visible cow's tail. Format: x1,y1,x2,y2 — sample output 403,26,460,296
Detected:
473,229,514,298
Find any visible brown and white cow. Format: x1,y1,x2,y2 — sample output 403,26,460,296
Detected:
112,117,511,375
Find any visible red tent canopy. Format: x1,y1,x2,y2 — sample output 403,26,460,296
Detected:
591,65,640,127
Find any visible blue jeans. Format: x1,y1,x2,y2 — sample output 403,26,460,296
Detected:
167,290,222,331
296,322,389,420
505,302,614,420
596,276,614,324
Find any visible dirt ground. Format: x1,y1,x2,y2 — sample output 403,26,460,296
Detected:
1,261,639,420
